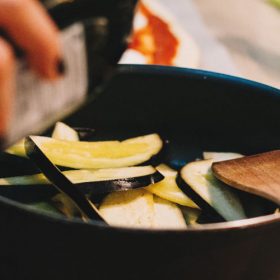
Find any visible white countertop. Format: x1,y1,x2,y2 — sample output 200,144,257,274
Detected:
163,0,280,88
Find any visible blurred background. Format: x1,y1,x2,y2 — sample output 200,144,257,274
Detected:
120,0,280,88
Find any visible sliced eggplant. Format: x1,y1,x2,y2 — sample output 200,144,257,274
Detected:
0,166,164,195
177,160,246,222
25,136,105,222
156,164,176,176
6,139,26,157
146,164,198,208
153,196,187,229
99,189,155,228
99,189,187,229
203,152,243,162
51,122,79,141
3,122,80,158
51,122,96,142
7,134,163,169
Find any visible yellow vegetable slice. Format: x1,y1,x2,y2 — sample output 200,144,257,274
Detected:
180,206,201,225
6,139,26,157
146,164,198,208
180,159,246,221
203,152,243,162
99,189,187,229
6,134,163,169
51,122,79,141
99,189,154,228
153,196,187,229
0,166,157,185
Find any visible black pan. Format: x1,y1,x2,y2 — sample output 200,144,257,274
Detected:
0,65,279,280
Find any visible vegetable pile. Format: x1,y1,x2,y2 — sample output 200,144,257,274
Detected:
1,122,277,229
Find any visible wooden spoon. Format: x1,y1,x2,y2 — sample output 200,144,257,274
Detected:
212,150,280,205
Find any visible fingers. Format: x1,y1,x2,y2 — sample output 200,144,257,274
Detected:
0,38,15,135
0,0,62,79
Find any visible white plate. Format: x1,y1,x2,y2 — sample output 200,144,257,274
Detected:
119,0,200,68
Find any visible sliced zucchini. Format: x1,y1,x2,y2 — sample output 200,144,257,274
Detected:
146,164,198,208
99,189,154,228
0,166,164,195
203,152,243,162
153,196,187,229
178,160,246,221
7,134,163,169
51,122,79,141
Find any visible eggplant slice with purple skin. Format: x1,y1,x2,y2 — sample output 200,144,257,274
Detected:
0,125,93,177
24,136,106,222
0,166,164,196
176,175,225,223
6,133,163,169
176,160,246,222
2,125,164,205
23,136,164,222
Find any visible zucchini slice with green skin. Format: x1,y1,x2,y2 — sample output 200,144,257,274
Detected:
177,160,246,222
145,164,198,208
203,152,243,162
6,134,163,169
0,166,164,195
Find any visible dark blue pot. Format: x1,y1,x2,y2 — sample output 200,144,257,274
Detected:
0,65,279,280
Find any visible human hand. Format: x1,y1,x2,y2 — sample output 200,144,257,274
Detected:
0,0,62,135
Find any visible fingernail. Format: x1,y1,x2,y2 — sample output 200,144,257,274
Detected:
57,59,66,75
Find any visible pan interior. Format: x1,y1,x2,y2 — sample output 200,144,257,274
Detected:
0,65,279,229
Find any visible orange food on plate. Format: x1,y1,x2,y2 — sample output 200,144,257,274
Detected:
129,2,179,65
